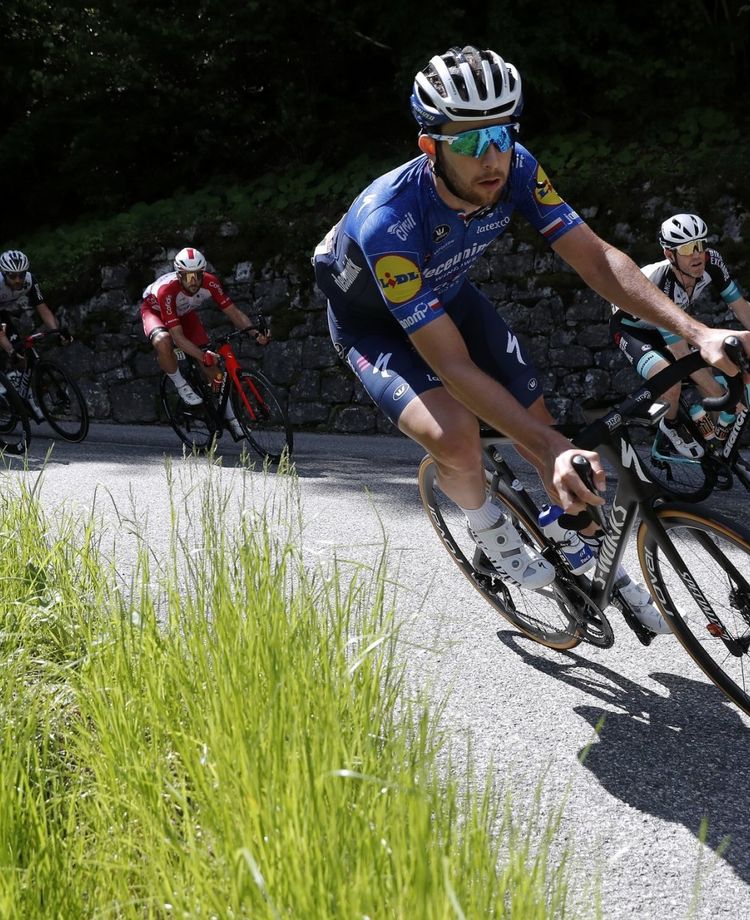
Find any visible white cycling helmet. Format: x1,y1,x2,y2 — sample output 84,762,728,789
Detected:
659,214,708,249
0,250,29,273
410,45,523,127
174,247,207,272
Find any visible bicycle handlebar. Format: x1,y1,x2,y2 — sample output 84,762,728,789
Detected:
574,335,749,452
22,329,67,349
701,335,747,412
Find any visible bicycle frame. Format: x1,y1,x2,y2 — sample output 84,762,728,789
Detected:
216,339,267,423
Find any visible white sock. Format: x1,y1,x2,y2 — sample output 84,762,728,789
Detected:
224,400,237,422
168,370,187,388
461,494,503,531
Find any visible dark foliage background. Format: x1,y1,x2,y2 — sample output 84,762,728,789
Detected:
1,0,749,296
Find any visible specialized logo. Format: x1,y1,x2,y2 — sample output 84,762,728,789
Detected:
432,224,450,243
527,378,538,391
534,166,563,206
621,440,650,482
387,213,417,242
393,383,409,401
356,194,376,217
373,352,393,378
375,255,422,304
506,333,527,366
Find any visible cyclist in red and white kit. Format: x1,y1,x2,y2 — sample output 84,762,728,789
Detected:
141,247,268,434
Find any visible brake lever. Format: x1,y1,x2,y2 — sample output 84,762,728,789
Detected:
571,454,608,531
703,335,747,412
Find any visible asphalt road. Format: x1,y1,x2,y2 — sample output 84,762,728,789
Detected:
4,421,750,919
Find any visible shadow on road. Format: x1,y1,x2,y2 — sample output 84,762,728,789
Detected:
498,629,750,882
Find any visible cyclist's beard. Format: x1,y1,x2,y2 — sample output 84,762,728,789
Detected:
434,147,504,209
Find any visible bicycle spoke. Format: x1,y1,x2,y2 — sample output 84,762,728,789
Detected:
419,456,582,650
640,509,750,715
232,370,292,463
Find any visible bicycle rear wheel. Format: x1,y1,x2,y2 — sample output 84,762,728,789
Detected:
638,506,750,716
0,372,30,454
33,360,90,442
232,370,292,463
160,373,218,452
418,456,585,650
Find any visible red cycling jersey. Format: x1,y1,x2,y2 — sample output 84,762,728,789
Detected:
141,270,235,329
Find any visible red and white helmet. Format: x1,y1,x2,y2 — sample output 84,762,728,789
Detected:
174,247,207,272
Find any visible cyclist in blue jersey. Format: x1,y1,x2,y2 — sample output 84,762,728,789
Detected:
611,213,750,458
313,45,750,633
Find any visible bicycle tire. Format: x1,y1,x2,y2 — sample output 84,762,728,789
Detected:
637,505,750,716
418,455,584,650
0,371,30,454
632,410,717,503
159,372,219,453
33,359,90,442
232,369,292,463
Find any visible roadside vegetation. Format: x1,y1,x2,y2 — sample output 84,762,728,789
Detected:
0,461,584,918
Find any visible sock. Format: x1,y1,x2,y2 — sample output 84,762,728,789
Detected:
224,400,238,422
461,494,503,531
167,369,187,388
580,528,633,586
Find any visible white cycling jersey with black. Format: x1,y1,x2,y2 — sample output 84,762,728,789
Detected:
613,248,742,332
0,272,45,316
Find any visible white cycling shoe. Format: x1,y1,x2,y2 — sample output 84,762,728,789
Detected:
658,418,704,459
176,382,203,406
615,570,671,634
469,513,555,590
226,417,245,440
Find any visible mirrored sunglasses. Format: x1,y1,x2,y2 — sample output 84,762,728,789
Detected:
427,123,520,158
672,239,707,256
179,270,204,284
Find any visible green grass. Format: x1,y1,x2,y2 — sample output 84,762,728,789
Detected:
0,461,582,918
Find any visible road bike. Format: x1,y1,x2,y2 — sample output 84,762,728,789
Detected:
632,376,750,503
2,330,90,442
419,337,750,717
160,326,293,463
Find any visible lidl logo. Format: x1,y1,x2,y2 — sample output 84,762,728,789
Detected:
534,166,563,206
375,255,422,304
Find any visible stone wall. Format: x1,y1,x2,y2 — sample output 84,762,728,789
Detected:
45,206,749,433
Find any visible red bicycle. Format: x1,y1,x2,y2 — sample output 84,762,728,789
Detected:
160,326,293,463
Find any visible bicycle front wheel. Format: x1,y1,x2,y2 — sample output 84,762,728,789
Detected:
232,370,292,463
633,424,717,503
638,506,750,716
0,372,30,454
159,373,218,453
33,360,90,442
418,456,583,650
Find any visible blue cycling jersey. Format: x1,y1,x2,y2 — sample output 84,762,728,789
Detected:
314,143,583,333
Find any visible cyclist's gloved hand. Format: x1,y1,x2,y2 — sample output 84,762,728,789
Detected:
57,327,73,345
202,350,220,367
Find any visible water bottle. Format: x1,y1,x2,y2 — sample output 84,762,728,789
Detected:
688,404,716,441
714,410,736,443
538,504,595,575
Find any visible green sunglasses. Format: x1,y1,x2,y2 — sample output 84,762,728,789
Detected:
426,123,520,158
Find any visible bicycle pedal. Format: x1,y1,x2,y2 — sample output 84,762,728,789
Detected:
610,591,655,647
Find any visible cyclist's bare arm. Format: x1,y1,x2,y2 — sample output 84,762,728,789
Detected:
729,294,750,331
409,314,605,508
223,305,270,344
553,224,750,377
